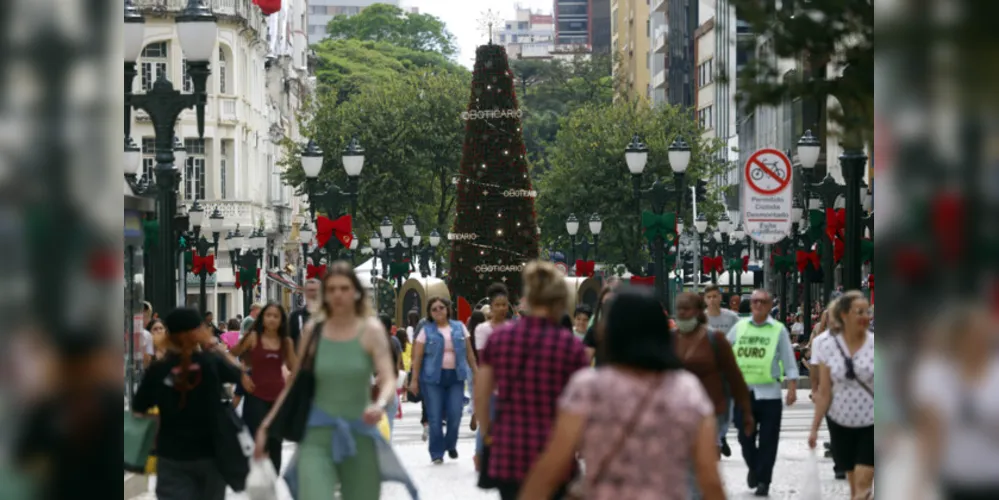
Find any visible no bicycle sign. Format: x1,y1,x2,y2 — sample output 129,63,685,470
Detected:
741,148,793,245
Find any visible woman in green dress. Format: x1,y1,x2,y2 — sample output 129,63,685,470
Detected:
254,261,406,499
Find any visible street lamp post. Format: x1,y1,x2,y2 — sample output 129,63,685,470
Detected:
564,214,602,274
300,138,366,262
229,225,265,316
624,134,691,309
125,0,216,313
721,222,749,297
840,149,869,291
185,203,224,315
565,214,579,265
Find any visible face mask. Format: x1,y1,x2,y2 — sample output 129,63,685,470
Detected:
675,318,699,333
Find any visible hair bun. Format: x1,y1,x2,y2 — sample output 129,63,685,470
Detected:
523,261,568,309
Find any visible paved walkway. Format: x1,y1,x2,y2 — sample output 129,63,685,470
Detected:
131,391,851,499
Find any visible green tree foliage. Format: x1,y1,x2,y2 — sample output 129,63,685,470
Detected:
511,54,615,170
535,100,729,274
730,0,872,147
311,39,467,102
281,72,471,240
325,3,458,56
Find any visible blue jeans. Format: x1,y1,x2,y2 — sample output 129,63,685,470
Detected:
423,369,465,460
476,394,497,456
385,392,399,440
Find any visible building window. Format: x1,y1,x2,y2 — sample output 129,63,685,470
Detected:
140,42,168,91
698,106,714,130
141,137,156,184
184,138,206,201
219,140,229,199
500,34,506,43
511,34,518,42
518,22,528,30
698,59,714,88
218,48,227,94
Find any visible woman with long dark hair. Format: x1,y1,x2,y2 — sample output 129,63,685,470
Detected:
521,287,725,500
583,284,618,366
229,302,297,472
472,283,512,471
254,261,412,499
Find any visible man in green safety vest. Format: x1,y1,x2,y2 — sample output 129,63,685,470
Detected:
726,289,800,498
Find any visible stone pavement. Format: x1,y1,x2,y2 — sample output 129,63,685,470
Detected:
131,390,851,499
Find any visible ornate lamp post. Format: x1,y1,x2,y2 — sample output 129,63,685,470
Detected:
300,138,365,262
625,134,691,309
125,0,216,312
229,224,265,316
184,202,224,315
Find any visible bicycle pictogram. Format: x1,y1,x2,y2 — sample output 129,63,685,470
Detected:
750,160,786,182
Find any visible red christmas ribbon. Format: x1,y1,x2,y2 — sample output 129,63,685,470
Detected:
316,215,353,249
796,250,820,272
307,264,327,280
702,255,724,274
630,276,655,286
253,0,281,16
191,254,216,275
575,260,595,277
825,208,846,243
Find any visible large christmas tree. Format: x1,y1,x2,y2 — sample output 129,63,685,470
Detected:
449,43,539,302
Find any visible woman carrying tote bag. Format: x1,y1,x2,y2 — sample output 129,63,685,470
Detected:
131,308,252,500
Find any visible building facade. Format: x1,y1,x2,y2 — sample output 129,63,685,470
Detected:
501,6,555,60
307,0,400,45
591,0,612,54
132,0,310,320
610,0,651,100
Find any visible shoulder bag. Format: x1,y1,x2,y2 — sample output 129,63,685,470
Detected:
269,320,325,443
123,411,157,473
206,353,254,492
566,375,663,500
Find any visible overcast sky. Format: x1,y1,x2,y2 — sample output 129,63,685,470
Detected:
401,0,554,68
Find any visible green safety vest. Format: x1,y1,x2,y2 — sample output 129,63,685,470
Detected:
733,319,783,385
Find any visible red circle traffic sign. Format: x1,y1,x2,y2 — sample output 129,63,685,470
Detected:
744,149,792,195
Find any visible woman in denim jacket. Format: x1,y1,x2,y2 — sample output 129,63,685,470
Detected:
409,296,479,464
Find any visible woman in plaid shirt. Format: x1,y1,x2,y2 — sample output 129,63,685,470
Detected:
475,261,590,500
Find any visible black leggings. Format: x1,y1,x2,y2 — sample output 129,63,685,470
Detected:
242,393,282,472
421,399,428,425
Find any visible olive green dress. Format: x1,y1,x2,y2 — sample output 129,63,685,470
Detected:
297,333,381,499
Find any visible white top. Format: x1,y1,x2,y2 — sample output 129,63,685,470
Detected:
809,330,831,365
812,332,875,427
474,321,506,352
913,357,999,485
142,329,155,356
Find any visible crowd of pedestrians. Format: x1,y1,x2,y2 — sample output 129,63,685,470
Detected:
129,258,882,500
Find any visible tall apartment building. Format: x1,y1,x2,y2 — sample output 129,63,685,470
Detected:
554,0,591,48
650,1,667,104
500,6,556,60
591,0,612,53
131,0,310,318
610,0,651,100
307,0,400,45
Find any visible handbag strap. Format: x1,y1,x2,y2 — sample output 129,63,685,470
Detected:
587,375,662,485
832,335,874,398
302,319,326,371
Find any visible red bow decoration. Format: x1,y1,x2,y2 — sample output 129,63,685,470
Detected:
833,238,845,263
740,255,749,272
868,274,875,305
702,255,724,274
235,268,259,289
630,276,655,286
575,260,595,277
796,250,820,272
307,264,327,280
825,208,846,242
932,192,965,265
253,0,281,16
191,254,216,275
895,246,930,280
315,215,354,249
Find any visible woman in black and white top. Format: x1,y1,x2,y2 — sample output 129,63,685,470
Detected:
809,291,875,500
913,306,999,500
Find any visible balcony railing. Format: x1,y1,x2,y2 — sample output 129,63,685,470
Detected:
198,200,279,235
654,31,668,53
653,69,667,89
134,0,267,37
218,96,237,123
652,0,667,13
